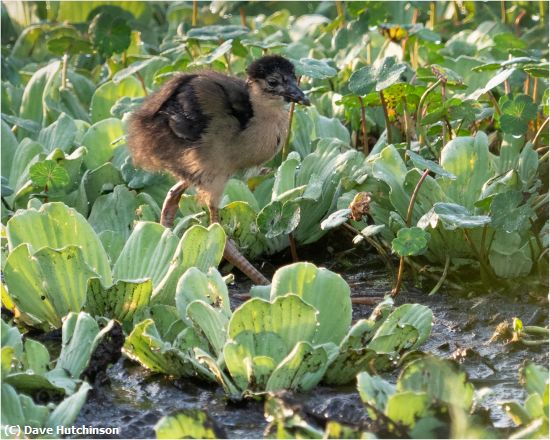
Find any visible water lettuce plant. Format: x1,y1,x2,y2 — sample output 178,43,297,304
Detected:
324,130,546,291
357,355,497,438
3,202,225,329
0,313,118,438
125,262,432,398
501,363,549,438
2,313,117,396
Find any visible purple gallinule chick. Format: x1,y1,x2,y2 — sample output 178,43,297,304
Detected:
127,55,310,285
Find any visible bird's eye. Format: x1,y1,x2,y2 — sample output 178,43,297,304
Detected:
267,78,278,87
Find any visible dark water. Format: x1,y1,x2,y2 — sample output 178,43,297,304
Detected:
73,252,548,439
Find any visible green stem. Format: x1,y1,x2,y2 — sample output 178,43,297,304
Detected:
379,90,392,144
358,96,368,155
335,0,345,27
480,224,489,266
533,193,549,210
501,0,506,24
192,0,198,26
533,116,549,146
441,82,447,144
61,53,68,90
401,96,411,151
487,91,502,116
416,79,442,148
464,229,495,281
429,1,436,29
343,223,395,282
429,255,450,295
407,258,465,291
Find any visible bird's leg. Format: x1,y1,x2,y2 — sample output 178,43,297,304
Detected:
160,180,189,228
209,205,271,286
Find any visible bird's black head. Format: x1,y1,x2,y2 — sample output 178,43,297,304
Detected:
246,55,310,106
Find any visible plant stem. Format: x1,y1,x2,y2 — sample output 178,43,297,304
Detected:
192,0,198,26
392,257,406,297
416,79,442,147
1,197,12,211
282,76,301,160
540,1,545,24
366,40,372,65
429,255,450,295
501,0,506,23
407,258,465,291
379,90,392,144
406,168,430,226
480,224,489,266
136,72,148,96
441,82,447,144
429,1,436,29
524,74,531,95
487,91,502,116
464,229,495,280
533,116,549,147
533,76,539,101
335,0,345,27
224,46,233,74
514,9,527,35
401,97,411,151
61,53,68,90
392,168,430,296
343,223,395,281
529,219,544,255
358,96,369,155
239,7,246,27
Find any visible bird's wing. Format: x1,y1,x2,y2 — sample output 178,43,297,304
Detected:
192,72,254,131
155,72,254,143
157,74,209,142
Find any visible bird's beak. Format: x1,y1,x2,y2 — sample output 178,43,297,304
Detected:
285,82,310,106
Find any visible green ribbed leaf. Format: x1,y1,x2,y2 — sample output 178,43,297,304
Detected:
86,278,152,330
6,202,112,285
123,319,196,377
266,341,329,392
3,245,96,329
270,262,352,345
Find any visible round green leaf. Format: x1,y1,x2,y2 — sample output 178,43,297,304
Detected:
29,160,70,189
391,227,429,256
89,12,131,57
